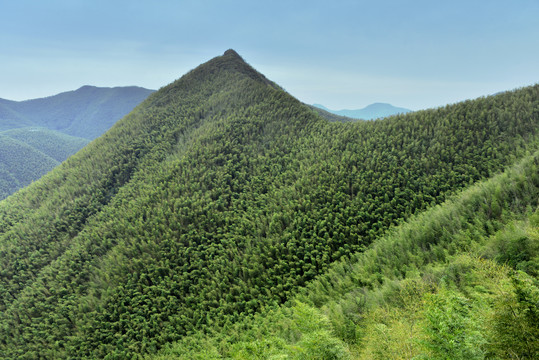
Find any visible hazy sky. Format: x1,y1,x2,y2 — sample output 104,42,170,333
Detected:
1,0,538,110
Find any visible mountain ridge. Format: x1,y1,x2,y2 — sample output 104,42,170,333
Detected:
0,85,154,139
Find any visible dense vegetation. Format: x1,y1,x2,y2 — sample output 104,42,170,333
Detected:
2,127,89,162
0,85,153,139
0,49,538,358
0,128,89,199
154,148,539,359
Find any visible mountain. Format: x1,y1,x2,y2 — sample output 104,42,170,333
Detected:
0,86,153,199
0,135,58,199
313,102,412,120
1,127,89,163
0,85,154,139
0,128,89,199
0,49,538,358
0,100,34,128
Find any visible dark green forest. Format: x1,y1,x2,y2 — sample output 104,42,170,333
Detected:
0,50,538,359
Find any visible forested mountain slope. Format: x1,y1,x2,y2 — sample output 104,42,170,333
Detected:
0,128,90,199
0,50,538,358
0,100,34,129
0,136,58,199
155,139,539,359
0,85,153,139
2,127,89,162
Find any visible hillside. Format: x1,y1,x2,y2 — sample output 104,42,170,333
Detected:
0,85,154,139
0,50,538,358
0,86,152,199
155,140,539,359
313,102,412,120
1,127,89,162
0,128,89,199
0,135,58,199
0,100,34,128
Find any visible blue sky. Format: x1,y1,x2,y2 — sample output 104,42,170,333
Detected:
1,0,538,110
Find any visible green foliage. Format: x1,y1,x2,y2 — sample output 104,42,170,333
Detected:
0,128,90,199
487,218,539,276
153,301,349,360
1,50,539,358
0,134,59,198
420,287,486,359
1,127,89,161
0,86,150,199
151,146,539,359
489,270,539,359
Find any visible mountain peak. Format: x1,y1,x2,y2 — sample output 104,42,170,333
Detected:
223,48,241,58
210,49,255,73
216,48,251,70
161,49,278,100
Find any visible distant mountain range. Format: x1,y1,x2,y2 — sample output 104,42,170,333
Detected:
0,86,154,199
313,102,412,120
0,128,89,199
0,85,154,139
